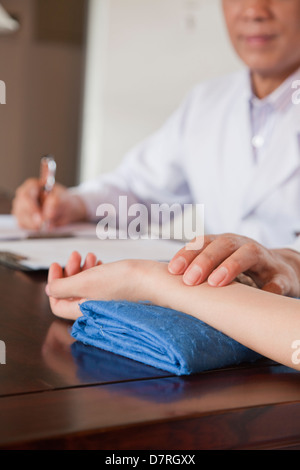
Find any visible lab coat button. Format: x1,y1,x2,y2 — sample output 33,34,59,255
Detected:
252,135,265,148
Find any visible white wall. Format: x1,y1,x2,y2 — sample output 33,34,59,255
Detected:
79,0,243,182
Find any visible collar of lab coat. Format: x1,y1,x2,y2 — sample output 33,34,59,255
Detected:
247,65,300,113
239,68,300,218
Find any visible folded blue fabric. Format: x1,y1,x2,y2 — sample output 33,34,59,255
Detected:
71,300,262,376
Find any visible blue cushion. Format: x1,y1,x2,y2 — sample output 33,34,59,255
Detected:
71,300,262,376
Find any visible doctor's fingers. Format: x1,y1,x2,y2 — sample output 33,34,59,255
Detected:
12,191,42,230
168,234,218,275
177,235,250,286
13,178,40,206
205,242,271,288
261,274,291,296
182,239,266,287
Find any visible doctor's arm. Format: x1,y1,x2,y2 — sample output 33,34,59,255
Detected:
46,252,300,371
168,233,300,298
12,90,194,230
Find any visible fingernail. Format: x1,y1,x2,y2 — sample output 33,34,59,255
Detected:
168,256,187,274
208,267,228,287
183,265,202,285
45,285,50,296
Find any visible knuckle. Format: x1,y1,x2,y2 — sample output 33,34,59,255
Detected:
204,234,216,243
200,250,217,269
21,179,33,192
201,234,216,248
227,257,242,274
244,241,261,257
15,186,24,199
219,234,237,252
26,177,38,186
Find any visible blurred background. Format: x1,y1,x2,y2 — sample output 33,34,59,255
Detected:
0,0,242,195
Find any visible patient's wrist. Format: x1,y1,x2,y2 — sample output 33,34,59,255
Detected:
123,260,172,306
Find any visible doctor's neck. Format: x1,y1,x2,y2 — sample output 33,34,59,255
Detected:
251,62,300,100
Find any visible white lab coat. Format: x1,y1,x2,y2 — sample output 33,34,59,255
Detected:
74,68,300,251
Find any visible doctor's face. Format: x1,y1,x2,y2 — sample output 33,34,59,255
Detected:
222,0,300,77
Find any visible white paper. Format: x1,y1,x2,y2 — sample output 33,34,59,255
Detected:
0,215,184,270
0,215,98,240
0,237,184,270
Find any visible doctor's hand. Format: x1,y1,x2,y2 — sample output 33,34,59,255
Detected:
168,233,300,298
12,178,88,230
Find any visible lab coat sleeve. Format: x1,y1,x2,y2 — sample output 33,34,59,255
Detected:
70,91,195,222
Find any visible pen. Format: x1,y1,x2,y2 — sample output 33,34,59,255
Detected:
39,155,56,207
38,155,56,231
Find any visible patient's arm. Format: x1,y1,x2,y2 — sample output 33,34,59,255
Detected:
46,252,300,371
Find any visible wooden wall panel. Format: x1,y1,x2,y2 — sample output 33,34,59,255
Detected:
35,0,86,45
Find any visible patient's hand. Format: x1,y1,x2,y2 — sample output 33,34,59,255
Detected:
46,251,101,319
46,252,162,320
168,233,300,298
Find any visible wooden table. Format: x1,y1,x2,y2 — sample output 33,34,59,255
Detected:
1,197,300,450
